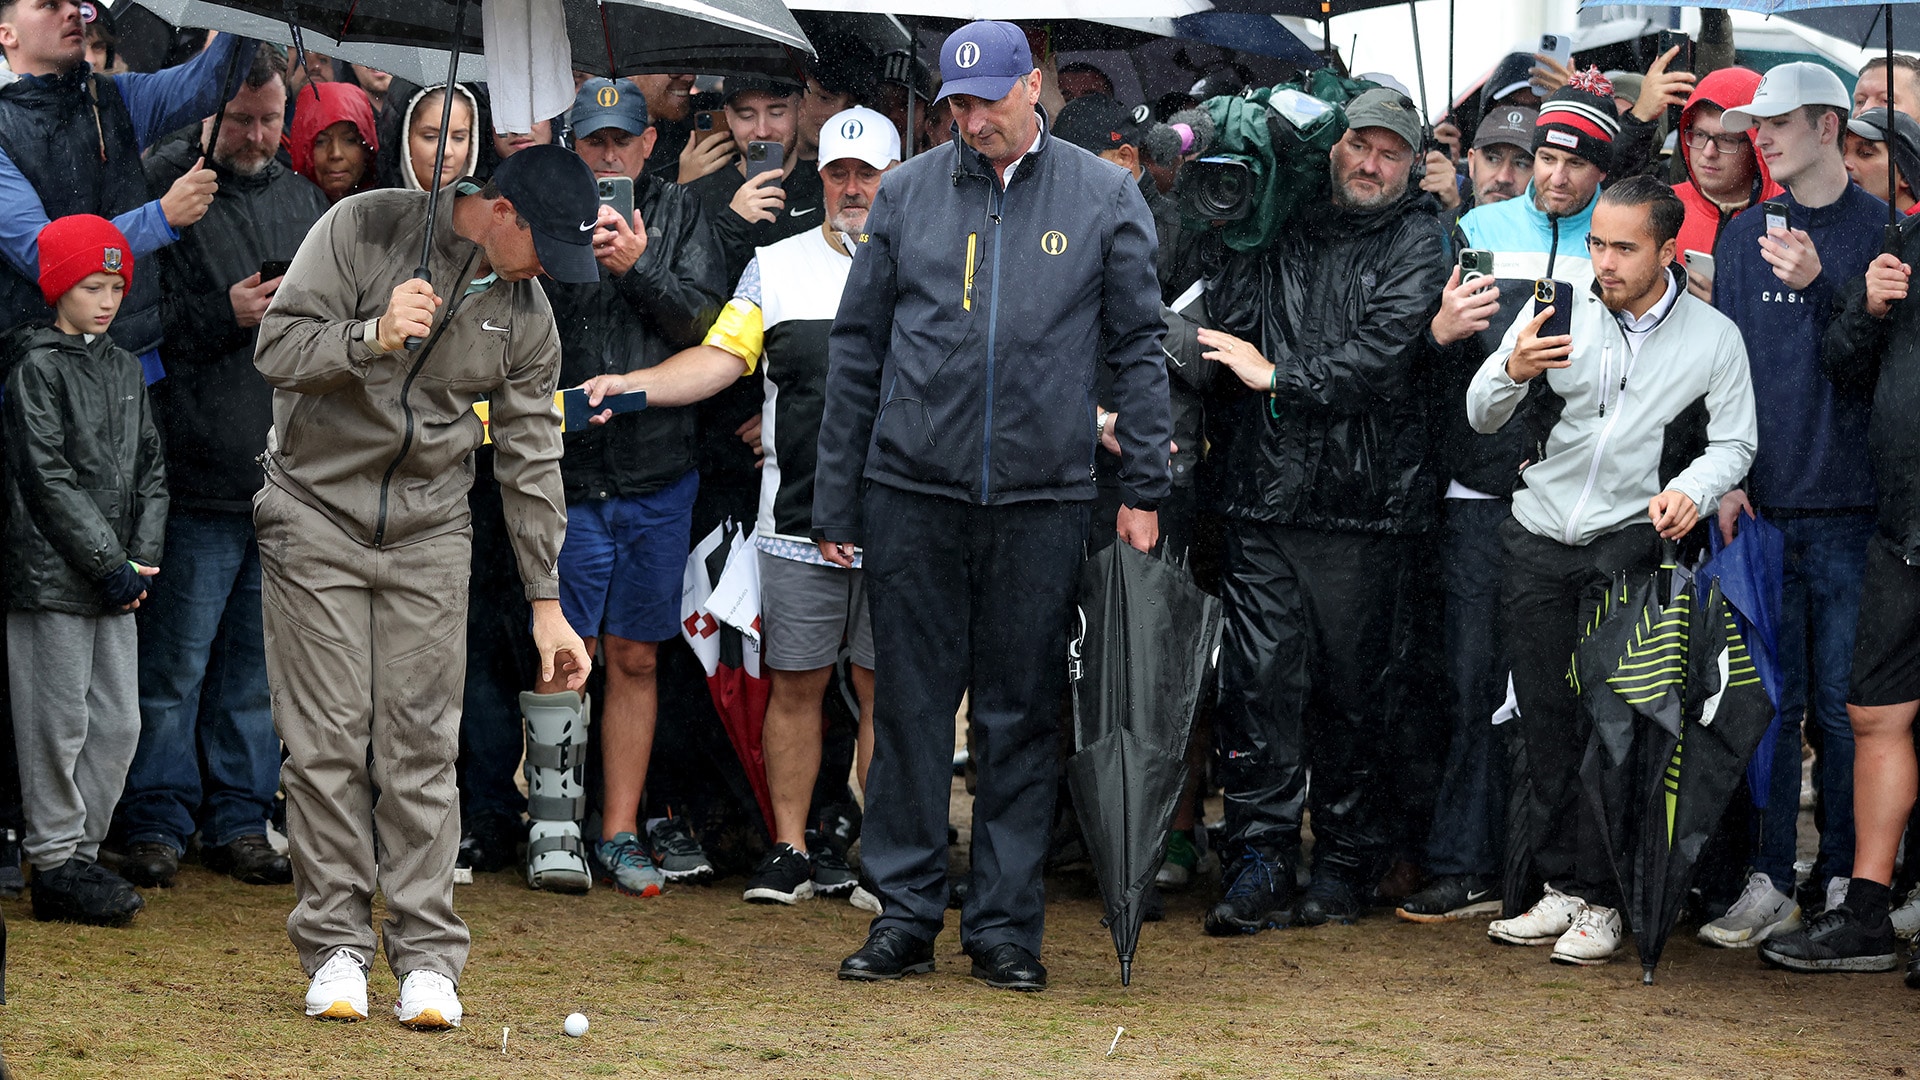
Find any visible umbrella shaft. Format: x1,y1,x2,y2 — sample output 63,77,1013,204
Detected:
413,0,470,289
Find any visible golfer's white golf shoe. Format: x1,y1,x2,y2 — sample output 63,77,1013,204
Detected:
305,948,368,1022
395,970,462,1029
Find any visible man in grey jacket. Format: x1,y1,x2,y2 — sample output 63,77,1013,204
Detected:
1466,175,1756,967
254,146,595,1029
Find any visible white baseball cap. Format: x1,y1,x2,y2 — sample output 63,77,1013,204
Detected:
817,107,901,170
1722,62,1852,130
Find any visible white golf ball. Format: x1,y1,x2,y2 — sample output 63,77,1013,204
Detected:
564,1012,589,1037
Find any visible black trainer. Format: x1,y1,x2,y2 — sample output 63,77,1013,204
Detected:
1395,874,1502,924
114,841,178,888
1294,875,1364,926
743,844,814,905
807,830,858,898
32,860,144,926
1759,905,1899,973
649,813,716,883
456,816,521,874
1204,851,1291,936
203,834,293,885
1907,950,1920,990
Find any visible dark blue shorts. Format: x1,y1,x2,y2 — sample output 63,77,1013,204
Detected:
557,471,699,643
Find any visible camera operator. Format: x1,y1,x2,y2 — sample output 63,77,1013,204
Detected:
1166,88,1448,934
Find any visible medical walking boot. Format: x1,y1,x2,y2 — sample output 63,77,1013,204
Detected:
521,691,592,894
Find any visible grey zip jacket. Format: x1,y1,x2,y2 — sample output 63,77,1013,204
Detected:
1467,267,1757,547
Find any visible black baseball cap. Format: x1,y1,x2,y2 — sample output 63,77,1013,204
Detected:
1053,94,1151,154
488,144,599,284
724,74,800,105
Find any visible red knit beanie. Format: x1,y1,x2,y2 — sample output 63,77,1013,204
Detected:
37,214,133,306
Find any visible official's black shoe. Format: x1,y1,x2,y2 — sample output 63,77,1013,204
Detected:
1759,905,1899,973
838,927,935,981
32,860,143,926
456,816,521,874
1395,874,1502,924
1294,875,1364,926
1906,949,1920,990
807,830,858,898
743,844,814,905
969,942,1047,992
1204,851,1291,936
112,840,179,888
202,834,293,885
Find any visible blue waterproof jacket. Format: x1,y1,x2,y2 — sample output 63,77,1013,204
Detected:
811,112,1170,544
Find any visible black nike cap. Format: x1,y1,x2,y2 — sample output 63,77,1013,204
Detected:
488,144,600,284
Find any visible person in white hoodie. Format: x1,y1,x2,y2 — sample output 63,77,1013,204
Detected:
1466,174,1758,966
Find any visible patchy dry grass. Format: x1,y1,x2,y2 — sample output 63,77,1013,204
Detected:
1,857,1914,1079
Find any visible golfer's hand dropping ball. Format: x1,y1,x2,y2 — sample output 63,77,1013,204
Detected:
565,1012,589,1037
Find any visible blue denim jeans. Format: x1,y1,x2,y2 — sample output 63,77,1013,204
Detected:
1754,512,1875,893
115,509,278,852
1424,499,1511,878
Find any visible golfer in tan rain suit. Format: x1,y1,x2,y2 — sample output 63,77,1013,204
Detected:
252,145,598,1025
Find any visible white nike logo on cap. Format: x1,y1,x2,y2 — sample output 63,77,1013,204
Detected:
579,220,595,231
789,206,818,217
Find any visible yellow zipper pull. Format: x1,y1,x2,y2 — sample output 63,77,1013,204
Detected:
963,232,977,311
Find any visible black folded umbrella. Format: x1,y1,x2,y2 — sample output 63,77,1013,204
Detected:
1581,571,1775,984
1067,542,1221,987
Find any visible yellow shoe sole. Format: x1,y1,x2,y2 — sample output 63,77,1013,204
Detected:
399,1008,458,1030
309,1001,366,1022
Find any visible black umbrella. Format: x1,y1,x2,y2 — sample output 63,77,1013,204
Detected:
1581,573,1775,983
1067,541,1221,986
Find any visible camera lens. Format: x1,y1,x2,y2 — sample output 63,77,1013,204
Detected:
1196,168,1250,217
1178,157,1257,222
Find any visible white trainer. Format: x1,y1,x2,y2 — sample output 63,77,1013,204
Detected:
1488,885,1583,946
1551,903,1623,966
1891,883,1920,942
394,970,462,1030
305,948,369,1022
1698,872,1802,948
1823,876,1849,915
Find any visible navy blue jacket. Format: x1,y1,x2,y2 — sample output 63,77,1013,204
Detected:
811,113,1170,543
1715,183,1882,511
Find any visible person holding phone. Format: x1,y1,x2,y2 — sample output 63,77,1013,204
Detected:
107,44,326,892
1468,176,1756,967
1668,67,1782,304
681,76,825,285
1702,62,1891,955
531,78,727,899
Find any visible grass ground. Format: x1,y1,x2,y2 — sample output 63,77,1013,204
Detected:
2,851,1915,1080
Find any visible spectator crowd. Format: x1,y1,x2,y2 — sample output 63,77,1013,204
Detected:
6,0,1920,1027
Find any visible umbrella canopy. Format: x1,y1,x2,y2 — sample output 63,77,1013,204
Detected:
1581,573,1775,983
680,522,776,841
788,0,1209,19
140,0,814,79
1067,542,1222,986
1699,512,1787,809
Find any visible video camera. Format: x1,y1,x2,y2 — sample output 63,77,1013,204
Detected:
1174,87,1340,225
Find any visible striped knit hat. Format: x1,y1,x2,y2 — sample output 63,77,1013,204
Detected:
1533,67,1620,173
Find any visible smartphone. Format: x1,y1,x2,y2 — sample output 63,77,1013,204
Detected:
1764,200,1790,233
745,139,785,182
1459,248,1495,284
596,175,634,228
1538,33,1573,70
694,109,722,132
1683,248,1716,285
1656,30,1693,74
259,259,291,281
1534,278,1573,340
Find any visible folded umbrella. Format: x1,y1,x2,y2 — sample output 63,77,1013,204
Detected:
1698,511,1786,808
681,522,776,841
1067,541,1221,986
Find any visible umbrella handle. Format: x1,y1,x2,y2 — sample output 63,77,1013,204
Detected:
406,0,470,351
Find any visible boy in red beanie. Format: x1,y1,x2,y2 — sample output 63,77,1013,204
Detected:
1,213,166,925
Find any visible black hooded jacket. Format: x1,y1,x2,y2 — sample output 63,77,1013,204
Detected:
1823,214,1920,561
145,139,329,512
1167,189,1448,533
543,170,726,502
3,325,167,613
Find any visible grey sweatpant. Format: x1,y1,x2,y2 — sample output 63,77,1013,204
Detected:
6,609,140,870
255,481,473,983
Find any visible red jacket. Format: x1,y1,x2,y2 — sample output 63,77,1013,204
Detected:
1672,67,1782,257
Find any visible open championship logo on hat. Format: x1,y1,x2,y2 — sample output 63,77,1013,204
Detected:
596,85,620,108
1506,109,1525,125
956,41,982,69
841,117,864,139
79,0,99,23
102,247,122,272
